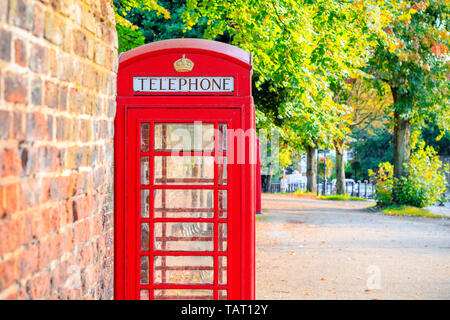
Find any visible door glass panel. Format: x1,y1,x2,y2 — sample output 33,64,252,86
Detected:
154,256,213,284
218,256,227,285
141,189,149,218
218,190,227,218
141,223,149,251
154,123,214,152
140,256,149,285
140,289,150,300
154,156,214,185
218,123,227,152
141,156,150,185
219,223,227,252
154,189,213,218
218,290,227,300
141,123,150,152
154,222,213,251
218,157,227,185
154,289,213,300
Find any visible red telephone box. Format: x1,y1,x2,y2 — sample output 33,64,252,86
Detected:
114,39,256,300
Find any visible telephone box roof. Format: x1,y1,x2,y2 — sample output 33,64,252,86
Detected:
118,38,252,69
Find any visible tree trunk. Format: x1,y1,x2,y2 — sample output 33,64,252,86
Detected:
335,144,346,195
261,165,273,192
393,111,411,179
306,145,317,193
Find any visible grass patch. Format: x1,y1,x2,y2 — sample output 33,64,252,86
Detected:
293,190,316,196
317,195,367,201
382,205,448,219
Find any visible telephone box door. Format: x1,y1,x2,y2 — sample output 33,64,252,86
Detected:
125,108,241,300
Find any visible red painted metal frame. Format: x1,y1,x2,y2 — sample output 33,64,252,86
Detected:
115,39,255,300
256,137,262,214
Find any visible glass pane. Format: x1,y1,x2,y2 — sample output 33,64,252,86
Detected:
154,289,213,300
154,123,214,152
154,189,213,218
218,123,227,152
218,157,227,185
141,156,150,185
218,190,227,218
154,156,214,185
140,289,150,300
141,189,149,218
218,290,227,300
140,256,149,285
141,223,149,251
219,223,227,252
154,256,213,284
218,256,227,285
141,123,150,152
154,222,213,251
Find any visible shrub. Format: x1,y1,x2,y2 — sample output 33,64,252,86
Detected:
369,162,394,207
395,143,448,208
370,143,449,208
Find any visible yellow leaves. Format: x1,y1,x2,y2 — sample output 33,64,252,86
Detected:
398,12,411,25
115,13,134,28
116,0,171,30
388,41,397,53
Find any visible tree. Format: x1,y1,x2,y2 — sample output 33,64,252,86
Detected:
352,127,394,180
183,0,394,193
420,120,450,156
332,79,392,194
367,0,450,181
113,0,171,53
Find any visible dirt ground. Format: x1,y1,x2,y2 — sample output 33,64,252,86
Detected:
256,193,450,300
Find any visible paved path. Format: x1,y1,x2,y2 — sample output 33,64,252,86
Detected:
256,194,450,300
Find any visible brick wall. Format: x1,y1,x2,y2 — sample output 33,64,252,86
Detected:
0,0,117,299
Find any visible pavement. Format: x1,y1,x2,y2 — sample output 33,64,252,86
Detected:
426,205,450,217
256,193,450,300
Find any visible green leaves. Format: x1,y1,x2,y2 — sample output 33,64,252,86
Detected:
183,0,397,151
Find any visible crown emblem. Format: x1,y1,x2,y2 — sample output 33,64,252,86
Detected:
174,54,194,72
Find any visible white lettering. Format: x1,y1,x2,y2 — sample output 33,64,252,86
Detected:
133,77,234,93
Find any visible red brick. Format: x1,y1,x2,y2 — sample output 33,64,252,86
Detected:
74,219,91,247
0,217,21,255
33,5,45,37
14,39,27,67
8,0,34,31
0,110,12,140
0,29,12,62
1,149,21,177
45,80,59,108
29,44,47,74
26,269,51,299
0,255,18,290
19,179,39,210
17,243,39,279
2,183,19,217
25,112,47,141
4,71,28,104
